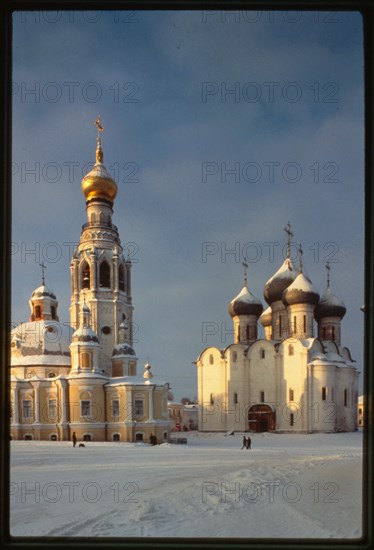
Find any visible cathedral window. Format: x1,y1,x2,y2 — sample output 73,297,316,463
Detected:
111,400,120,418
22,400,32,419
290,413,294,427
119,264,125,291
210,393,214,405
135,399,144,416
48,399,57,420
322,387,327,401
209,354,214,365
293,316,297,335
289,389,294,402
99,261,111,288
322,327,326,340
260,349,265,359
237,326,240,342
91,213,96,223
113,433,120,442
82,262,90,289
278,315,282,337
51,306,56,319
331,388,334,401
48,372,56,378
24,434,33,440
260,391,265,403
34,305,41,319
81,352,91,370
233,351,237,362
50,434,57,441
303,315,306,333
233,392,238,404
81,400,91,417
83,434,92,441
331,326,335,341
246,325,250,340
344,389,348,407
288,344,294,356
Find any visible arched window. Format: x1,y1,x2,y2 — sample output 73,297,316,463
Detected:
83,433,92,441
210,393,214,405
260,349,265,359
50,434,57,441
82,262,90,289
246,325,250,340
233,392,238,404
237,326,240,342
34,305,41,319
91,212,96,223
233,351,237,362
119,264,125,291
48,372,56,378
209,354,214,365
112,433,120,442
82,352,91,370
303,315,307,333
51,306,56,319
278,315,282,337
99,261,111,288
331,326,335,341
135,433,144,441
293,316,297,335
288,344,294,356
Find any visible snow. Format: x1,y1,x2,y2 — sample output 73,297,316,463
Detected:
285,272,318,295
319,286,345,307
265,258,295,285
10,431,363,538
231,285,261,305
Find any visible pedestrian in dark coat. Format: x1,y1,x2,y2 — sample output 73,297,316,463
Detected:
246,436,251,450
72,432,77,447
241,436,247,449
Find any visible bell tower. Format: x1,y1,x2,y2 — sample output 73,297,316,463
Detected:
70,116,135,376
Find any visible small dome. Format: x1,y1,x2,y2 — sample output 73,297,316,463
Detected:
31,285,56,300
228,285,263,318
264,258,296,304
81,142,117,203
314,286,346,321
72,325,99,343
112,343,136,357
259,306,272,327
282,272,320,306
143,362,153,379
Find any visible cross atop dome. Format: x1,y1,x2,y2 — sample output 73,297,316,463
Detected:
326,261,331,287
284,221,293,259
299,243,303,273
38,261,47,285
93,115,104,163
242,259,248,287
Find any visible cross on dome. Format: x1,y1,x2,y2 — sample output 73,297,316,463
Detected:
38,261,47,285
284,221,293,259
242,259,248,287
326,261,331,287
299,243,303,273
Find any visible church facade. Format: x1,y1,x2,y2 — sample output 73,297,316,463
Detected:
196,229,359,433
10,120,171,443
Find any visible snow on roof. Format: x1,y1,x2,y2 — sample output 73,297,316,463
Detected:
105,376,167,387
230,285,262,305
267,258,295,283
285,272,318,294
11,321,72,360
11,355,71,366
31,285,56,299
319,285,345,307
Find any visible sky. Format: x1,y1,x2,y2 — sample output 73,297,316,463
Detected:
11,10,364,400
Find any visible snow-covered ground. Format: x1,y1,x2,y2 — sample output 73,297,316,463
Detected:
10,431,363,538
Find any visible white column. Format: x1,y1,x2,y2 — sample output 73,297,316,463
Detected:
148,387,154,421
12,385,19,424
34,384,40,423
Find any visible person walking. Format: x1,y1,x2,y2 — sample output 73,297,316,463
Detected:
246,436,252,450
241,436,247,449
72,432,77,447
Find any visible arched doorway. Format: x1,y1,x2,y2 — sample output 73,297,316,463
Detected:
248,404,276,432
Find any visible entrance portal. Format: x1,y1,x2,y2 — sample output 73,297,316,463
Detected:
248,404,275,432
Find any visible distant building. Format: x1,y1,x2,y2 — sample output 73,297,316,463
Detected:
168,402,198,431
10,120,171,443
196,226,359,433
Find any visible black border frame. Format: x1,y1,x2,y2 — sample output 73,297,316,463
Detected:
1,1,372,548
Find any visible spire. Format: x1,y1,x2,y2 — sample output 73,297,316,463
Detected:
242,259,248,287
326,261,331,288
299,243,303,273
93,115,104,163
39,261,47,285
284,221,293,259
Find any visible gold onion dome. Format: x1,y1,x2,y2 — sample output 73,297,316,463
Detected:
81,118,118,203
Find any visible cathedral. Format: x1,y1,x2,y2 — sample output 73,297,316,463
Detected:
196,226,359,433
10,118,171,443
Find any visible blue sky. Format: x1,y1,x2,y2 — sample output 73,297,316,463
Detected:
12,10,364,400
